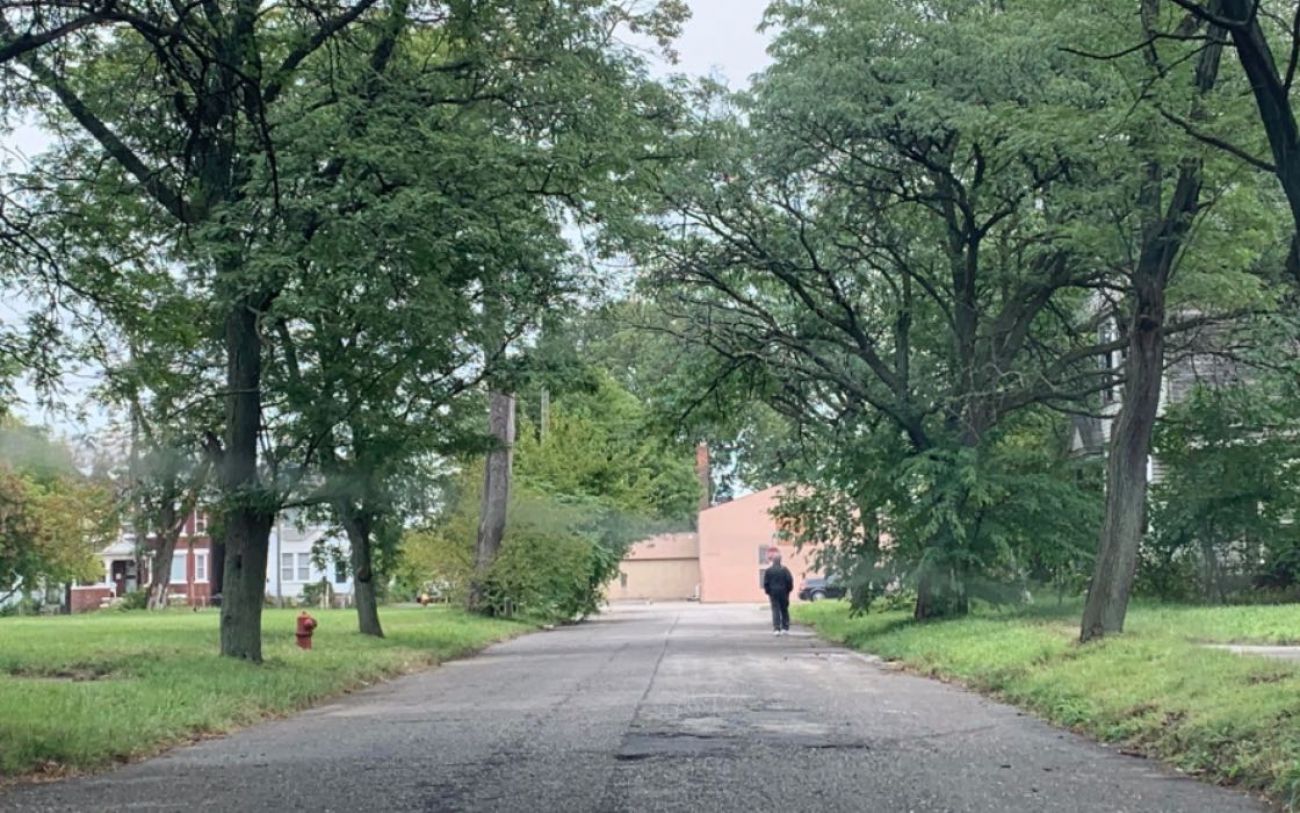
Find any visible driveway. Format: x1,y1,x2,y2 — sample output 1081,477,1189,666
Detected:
0,603,1267,812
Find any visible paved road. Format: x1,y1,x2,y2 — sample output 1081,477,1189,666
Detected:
1,604,1268,812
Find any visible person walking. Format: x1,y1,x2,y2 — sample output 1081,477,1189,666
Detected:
763,551,794,635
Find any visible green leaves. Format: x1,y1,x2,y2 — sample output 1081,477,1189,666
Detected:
0,421,110,597
1148,342,1300,601
515,371,700,524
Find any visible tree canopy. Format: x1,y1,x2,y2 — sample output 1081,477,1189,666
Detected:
3,0,1300,648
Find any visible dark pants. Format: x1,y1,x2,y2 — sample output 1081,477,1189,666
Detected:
769,593,790,631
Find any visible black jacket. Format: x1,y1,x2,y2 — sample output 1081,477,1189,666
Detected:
763,564,794,598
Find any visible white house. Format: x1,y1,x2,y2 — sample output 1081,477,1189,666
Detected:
267,510,354,605
68,509,353,611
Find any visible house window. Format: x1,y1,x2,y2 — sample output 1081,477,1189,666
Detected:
169,554,187,584
334,560,348,584
280,553,314,583
620,572,628,588
194,553,208,583
759,567,768,588
758,545,771,564
194,514,207,535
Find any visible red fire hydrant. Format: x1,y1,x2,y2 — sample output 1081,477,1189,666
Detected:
296,611,318,650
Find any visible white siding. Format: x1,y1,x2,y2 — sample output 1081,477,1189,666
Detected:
266,514,353,601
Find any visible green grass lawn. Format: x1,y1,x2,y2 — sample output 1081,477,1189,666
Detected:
795,600,1300,809
0,607,529,780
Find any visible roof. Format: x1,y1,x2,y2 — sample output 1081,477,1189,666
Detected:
624,532,699,561
700,484,786,515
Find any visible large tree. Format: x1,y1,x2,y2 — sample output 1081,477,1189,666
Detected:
1,0,392,660
1081,0,1229,641
252,1,688,627
1065,0,1289,639
1,0,686,652
634,0,1132,617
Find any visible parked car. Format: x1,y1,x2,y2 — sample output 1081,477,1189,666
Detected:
798,576,847,602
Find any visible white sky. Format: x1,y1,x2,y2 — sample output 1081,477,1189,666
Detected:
5,0,775,436
663,1,773,87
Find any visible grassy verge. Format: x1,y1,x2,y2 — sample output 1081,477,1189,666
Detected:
795,600,1300,809
0,606,530,780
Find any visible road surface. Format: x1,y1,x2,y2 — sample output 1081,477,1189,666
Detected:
0,603,1267,812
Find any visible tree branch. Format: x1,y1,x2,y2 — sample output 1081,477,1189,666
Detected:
1,19,194,223
262,0,386,104
0,13,101,64
1158,108,1277,172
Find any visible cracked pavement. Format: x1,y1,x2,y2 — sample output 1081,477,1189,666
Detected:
0,603,1269,812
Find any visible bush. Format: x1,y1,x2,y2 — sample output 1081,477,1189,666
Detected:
479,494,623,621
117,590,149,611
399,466,640,623
301,581,334,608
1134,535,1202,602
1255,544,1300,591
395,527,475,605
879,588,917,613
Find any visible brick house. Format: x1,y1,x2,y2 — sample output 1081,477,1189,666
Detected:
70,508,352,612
70,511,213,612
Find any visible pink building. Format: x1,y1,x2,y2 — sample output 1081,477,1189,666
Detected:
615,480,824,604
697,486,820,603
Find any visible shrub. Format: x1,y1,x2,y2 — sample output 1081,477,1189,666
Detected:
395,527,475,604
478,493,626,621
117,590,149,611
301,581,334,609
400,483,634,622
1255,544,1300,591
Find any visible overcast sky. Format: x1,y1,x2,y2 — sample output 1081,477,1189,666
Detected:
7,0,774,434
665,1,773,86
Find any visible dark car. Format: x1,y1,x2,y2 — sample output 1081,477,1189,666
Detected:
798,575,847,602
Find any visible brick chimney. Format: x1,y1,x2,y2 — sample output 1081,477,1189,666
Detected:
695,442,711,511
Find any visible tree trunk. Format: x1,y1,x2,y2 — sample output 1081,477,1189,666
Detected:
139,450,211,610
1081,15,1223,643
539,388,550,442
218,303,274,662
210,540,225,603
912,417,984,621
1199,529,1226,603
145,495,184,610
468,391,515,613
147,531,179,610
1081,300,1164,641
339,505,383,637
914,564,968,620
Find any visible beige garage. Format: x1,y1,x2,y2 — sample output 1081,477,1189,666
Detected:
612,533,700,601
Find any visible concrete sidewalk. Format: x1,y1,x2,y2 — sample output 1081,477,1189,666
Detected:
1207,643,1300,662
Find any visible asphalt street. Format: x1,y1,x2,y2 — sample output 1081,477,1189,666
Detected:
0,603,1268,812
